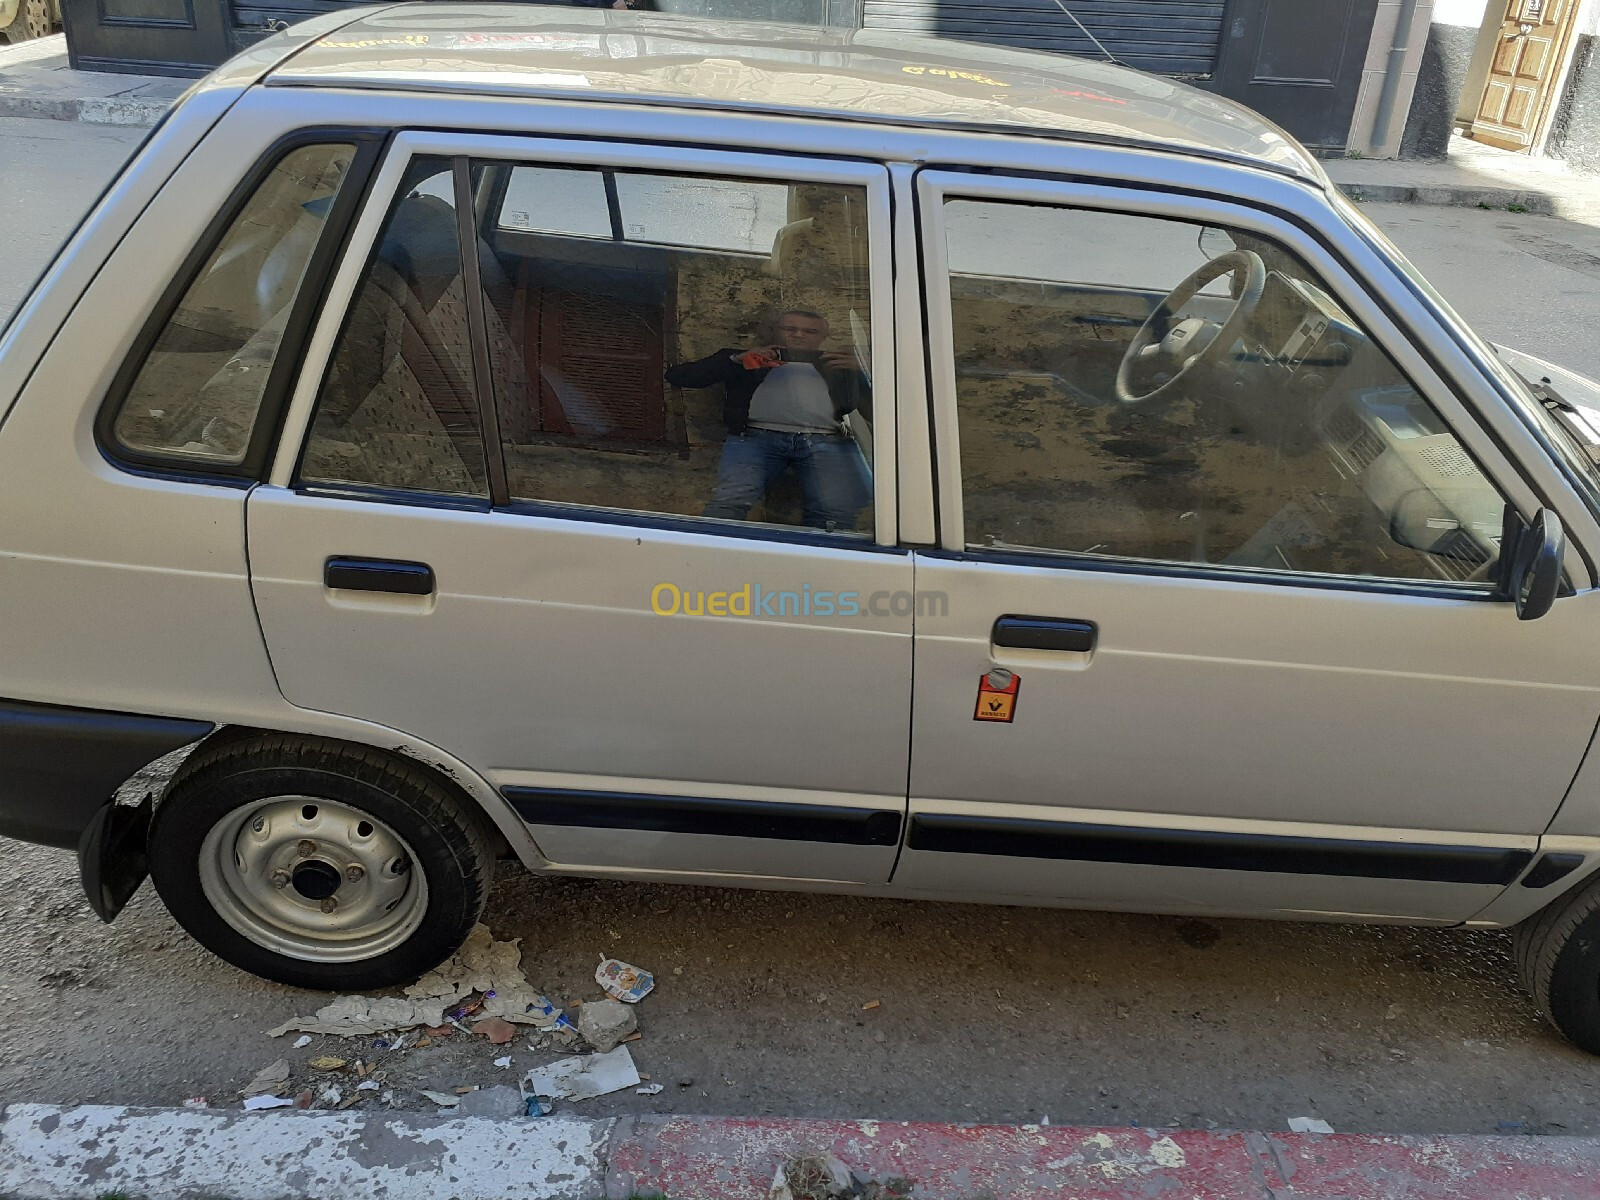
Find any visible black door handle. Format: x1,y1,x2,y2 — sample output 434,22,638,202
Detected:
324,557,435,596
992,615,1097,653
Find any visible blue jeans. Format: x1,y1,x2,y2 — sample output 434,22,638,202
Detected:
705,428,872,532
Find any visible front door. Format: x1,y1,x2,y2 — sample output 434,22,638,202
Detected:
1472,0,1583,151
895,170,1600,923
249,135,910,886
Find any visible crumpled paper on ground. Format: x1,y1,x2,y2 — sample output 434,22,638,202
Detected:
241,1059,289,1097
267,924,573,1037
408,924,575,1029
521,1045,640,1102
405,924,524,1006
267,995,449,1038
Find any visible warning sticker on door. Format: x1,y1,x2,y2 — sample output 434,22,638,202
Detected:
974,668,1020,723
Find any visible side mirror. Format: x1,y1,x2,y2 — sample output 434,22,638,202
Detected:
1505,508,1564,621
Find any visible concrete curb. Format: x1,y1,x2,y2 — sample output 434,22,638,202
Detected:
6,1104,1600,1199
0,1103,612,1199
1329,179,1564,214
0,92,176,126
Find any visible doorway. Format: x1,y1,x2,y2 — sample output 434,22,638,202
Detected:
1464,0,1586,152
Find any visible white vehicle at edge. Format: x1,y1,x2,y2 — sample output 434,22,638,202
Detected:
7,3,1600,1055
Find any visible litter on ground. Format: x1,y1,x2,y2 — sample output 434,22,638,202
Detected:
419,1089,461,1107
522,1044,640,1102
1288,1117,1335,1134
596,956,654,1003
267,996,448,1038
770,1154,857,1200
241,1095,294,1111
268,926,582,1038
292,1035,312,1049
241,1060,290,1098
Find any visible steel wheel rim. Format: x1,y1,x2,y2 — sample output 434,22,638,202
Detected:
22,0,49,38
198,795,429,962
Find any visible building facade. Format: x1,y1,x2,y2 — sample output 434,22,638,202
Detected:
62,0,1389,154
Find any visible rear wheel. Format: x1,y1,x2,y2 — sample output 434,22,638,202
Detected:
1514,872,1600,1055
148,734,492,990
1,0,53,43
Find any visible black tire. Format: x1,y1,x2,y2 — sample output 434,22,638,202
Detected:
1513,872,1600,1055
148,733,493,991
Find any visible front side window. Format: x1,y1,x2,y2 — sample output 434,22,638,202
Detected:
942,199,1511,585
111,143,355,465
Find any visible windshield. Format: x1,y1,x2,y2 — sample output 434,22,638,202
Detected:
1332,190,1600,509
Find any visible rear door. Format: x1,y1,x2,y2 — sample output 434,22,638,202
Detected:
248,133,910,886
896,169,1600,923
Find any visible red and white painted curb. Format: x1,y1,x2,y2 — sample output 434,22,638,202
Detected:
5,1104,1600,1199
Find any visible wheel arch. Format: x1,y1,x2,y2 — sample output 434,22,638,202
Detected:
169,721,532,870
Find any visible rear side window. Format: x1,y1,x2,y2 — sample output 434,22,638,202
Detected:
109,143,356,467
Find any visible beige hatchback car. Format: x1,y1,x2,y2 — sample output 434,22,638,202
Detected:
8,4,1600,1054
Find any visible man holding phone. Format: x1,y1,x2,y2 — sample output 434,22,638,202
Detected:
665,308,872,532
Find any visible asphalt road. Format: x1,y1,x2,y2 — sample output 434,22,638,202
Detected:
4,116,1600,1135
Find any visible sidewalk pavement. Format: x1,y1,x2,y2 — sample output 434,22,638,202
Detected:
0,35,187,126
5,34,1600,223
6,1103,1600,1199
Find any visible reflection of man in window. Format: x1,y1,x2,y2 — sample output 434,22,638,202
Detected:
665,309,872,532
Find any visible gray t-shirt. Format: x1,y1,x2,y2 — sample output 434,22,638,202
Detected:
745,362,839,433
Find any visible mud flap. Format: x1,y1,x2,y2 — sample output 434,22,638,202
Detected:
76,792,153,922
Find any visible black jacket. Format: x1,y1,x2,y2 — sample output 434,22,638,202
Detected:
665,348,872,435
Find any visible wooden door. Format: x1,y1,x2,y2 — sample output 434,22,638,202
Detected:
1473,0,1582,151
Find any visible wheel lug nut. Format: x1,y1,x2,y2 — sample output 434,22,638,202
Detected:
270,870,291,889
345,864,364,883
320,897,338,914
251,817,265,833
297,840,316,856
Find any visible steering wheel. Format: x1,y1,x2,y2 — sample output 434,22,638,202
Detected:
1115,250,1266,405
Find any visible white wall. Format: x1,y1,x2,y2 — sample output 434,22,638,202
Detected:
1433,0,1490,27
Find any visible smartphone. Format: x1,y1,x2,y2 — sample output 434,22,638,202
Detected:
775,348,823,364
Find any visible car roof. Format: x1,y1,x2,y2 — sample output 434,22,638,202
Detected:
269,3,1324,183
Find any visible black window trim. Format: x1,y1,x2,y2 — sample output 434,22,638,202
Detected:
95,127,389,483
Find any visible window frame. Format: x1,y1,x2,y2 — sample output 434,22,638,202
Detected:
273,131,901,549
916,167,1588,596
94,128,387,484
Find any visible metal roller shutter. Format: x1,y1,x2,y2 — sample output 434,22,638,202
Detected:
860,0,1227,78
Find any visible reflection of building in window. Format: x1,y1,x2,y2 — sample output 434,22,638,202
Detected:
512,268,670,448
488,167,873,532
